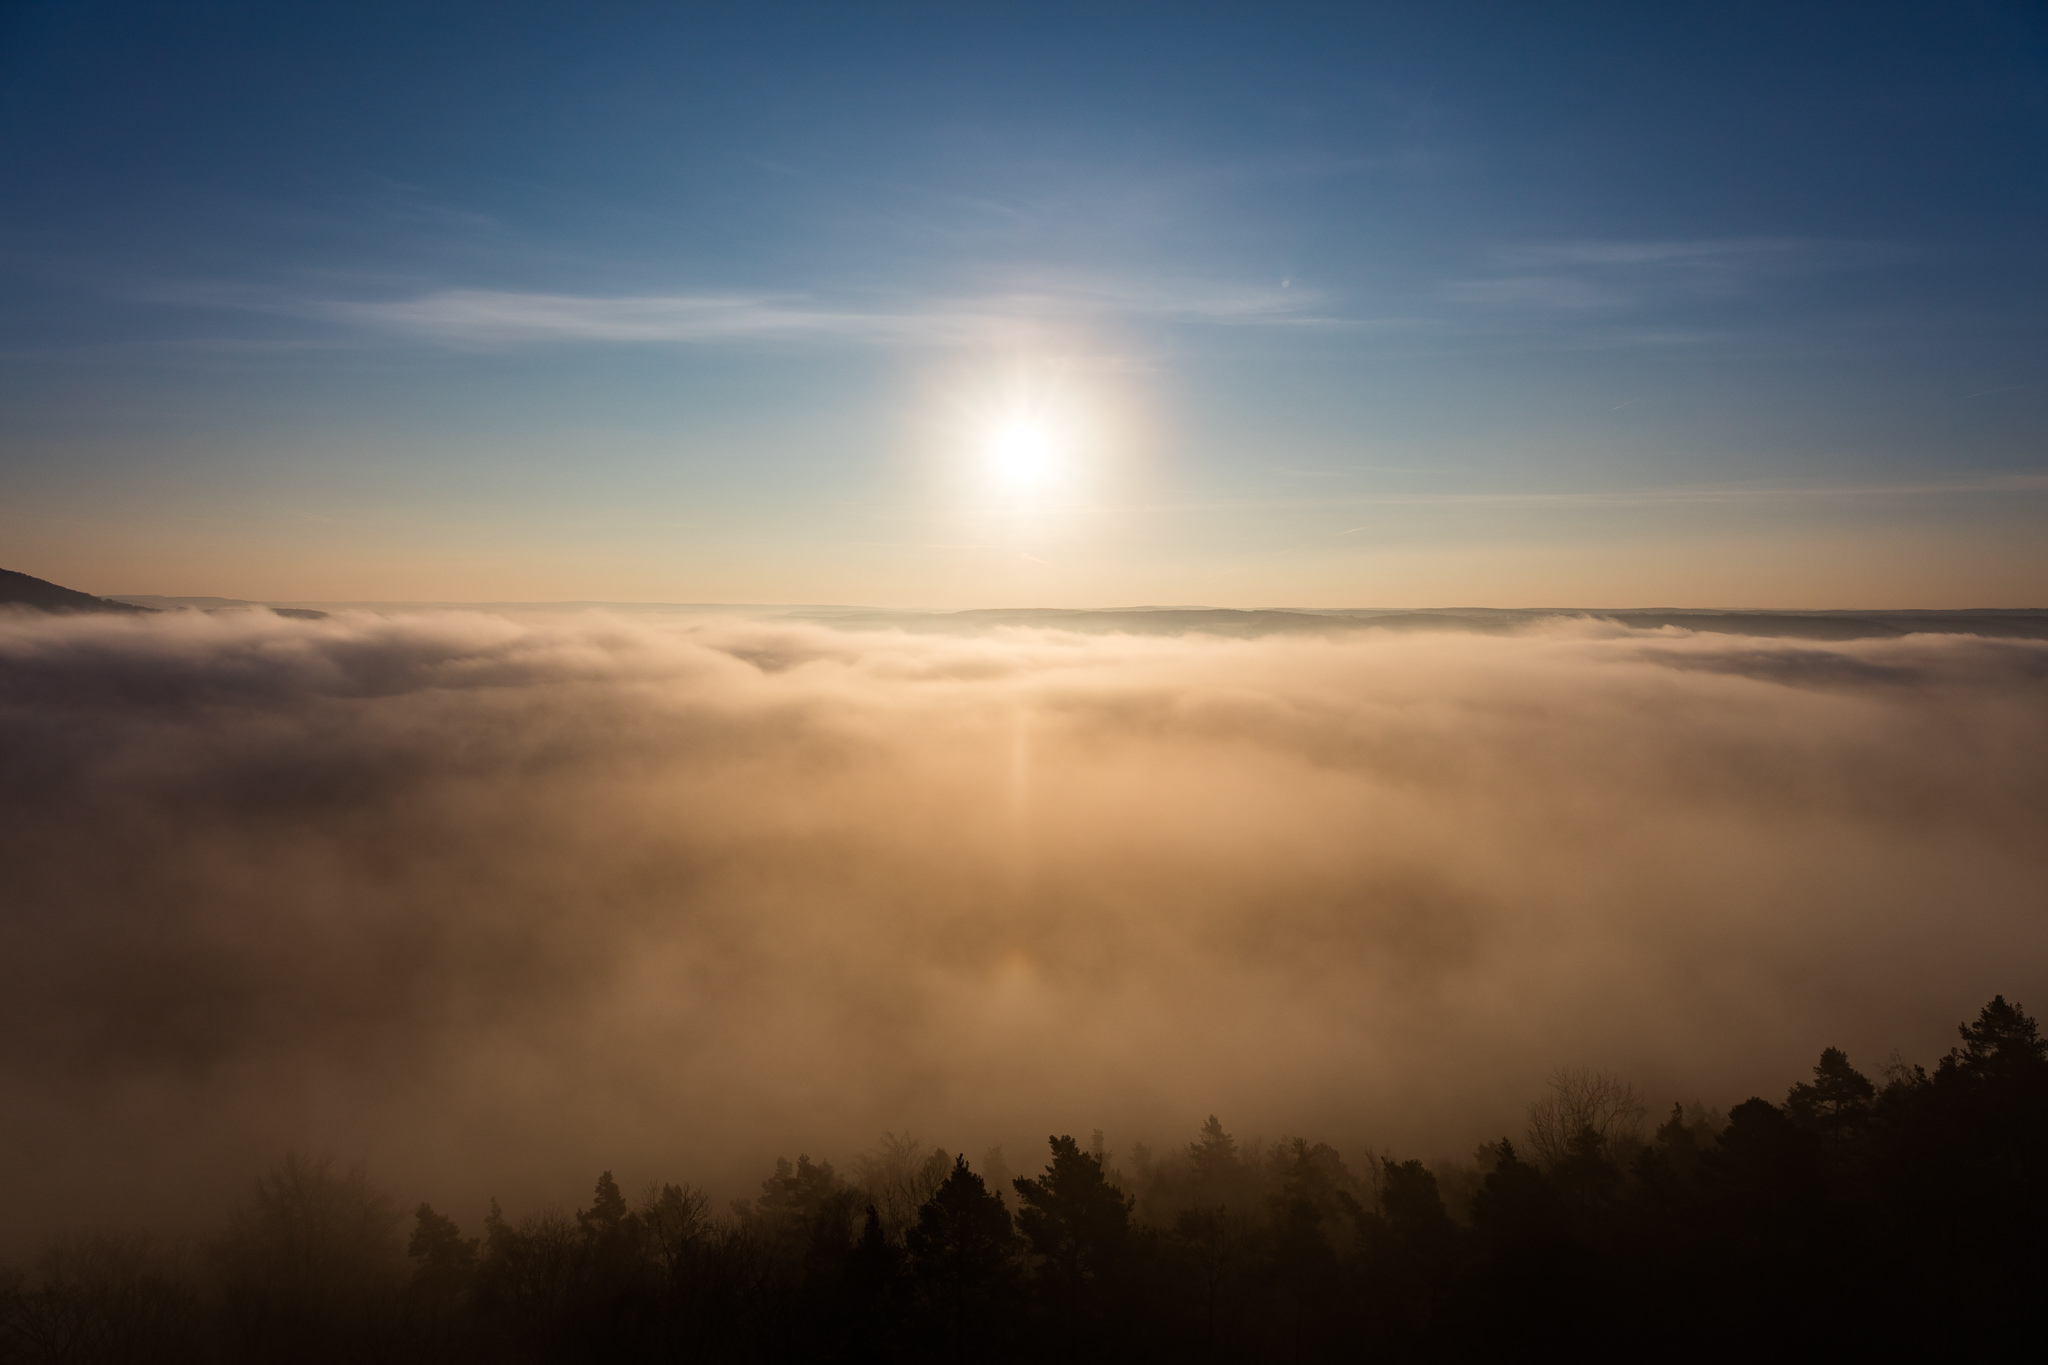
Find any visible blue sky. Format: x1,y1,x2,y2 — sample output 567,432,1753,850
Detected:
2,1,2044,604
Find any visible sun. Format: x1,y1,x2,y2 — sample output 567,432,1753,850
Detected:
990,420,1056,487
920,355,1137,522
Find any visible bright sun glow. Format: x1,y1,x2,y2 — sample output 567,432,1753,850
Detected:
991,420,1056,485
926,356,1135,526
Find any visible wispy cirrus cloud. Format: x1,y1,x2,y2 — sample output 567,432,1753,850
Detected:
1447,237,1909,314
330,290,976,345
162,278,1340,349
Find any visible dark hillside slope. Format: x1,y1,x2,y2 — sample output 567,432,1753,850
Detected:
0,568,151,614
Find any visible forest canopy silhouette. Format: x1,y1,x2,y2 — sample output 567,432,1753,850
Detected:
3,995,2044,1359
2,607,2046,1356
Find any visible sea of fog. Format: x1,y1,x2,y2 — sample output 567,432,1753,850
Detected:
2,605,2044,1251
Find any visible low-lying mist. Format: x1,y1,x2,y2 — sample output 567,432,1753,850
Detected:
2,607,2044,1252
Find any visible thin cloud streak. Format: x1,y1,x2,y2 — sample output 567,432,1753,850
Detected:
331,290,983,345
163,279,1346,349
1447,236,1911,315
128,239,1903,356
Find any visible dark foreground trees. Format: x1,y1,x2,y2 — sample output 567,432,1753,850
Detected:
4,996,2045,1363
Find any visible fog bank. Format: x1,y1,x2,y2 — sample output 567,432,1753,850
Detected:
2,607,2044,1249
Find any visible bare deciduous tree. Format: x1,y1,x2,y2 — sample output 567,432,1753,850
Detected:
217,1151,402,1299
639,1182,713,1281
852,1132,952,1242
0,1233,198,1364
1525,1069,1648,1170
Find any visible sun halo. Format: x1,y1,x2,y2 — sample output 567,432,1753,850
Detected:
990,419,1056,487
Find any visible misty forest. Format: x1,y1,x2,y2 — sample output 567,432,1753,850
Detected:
4,605,2048,1361
4,995,2045,1361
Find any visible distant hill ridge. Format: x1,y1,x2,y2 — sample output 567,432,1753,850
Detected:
797,605,2048,641
0,569,332,619
4,570,2042,638
0,567,151,614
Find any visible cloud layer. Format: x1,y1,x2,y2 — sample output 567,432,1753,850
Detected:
2,608,2044,1247
162,278,1331,350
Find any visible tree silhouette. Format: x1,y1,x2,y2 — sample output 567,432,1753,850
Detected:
908,1158,1017,1288
639,1181,711,1285
1013,1135,1134,1284
476,1199,579,1344
1013,1135,1137,1356
854,1133,954,1242
1470,1141,1562,1251
578,1171,631,1239
219,1152,401,1299
13,994,2048,1360
214,1152,403,1362
406,1203,477,1299
1259,1139,1353,1358
1189,1116,1239,1187
0,1234,199,1365
1944,994,2047,1084
903,1157,1018,1359
1526,1068,1648,1171
1788,1048,1874,1126
1913,994,2048,1341
841,1204,904,1362
1377,1160,1453,1254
